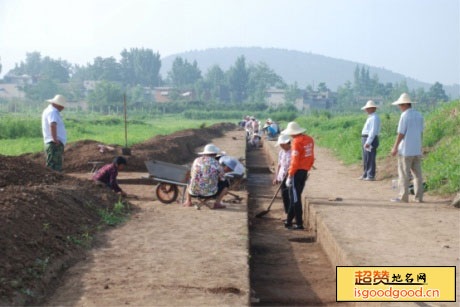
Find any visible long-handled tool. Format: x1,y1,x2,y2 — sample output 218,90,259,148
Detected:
255,177,286,218
122,93,131,155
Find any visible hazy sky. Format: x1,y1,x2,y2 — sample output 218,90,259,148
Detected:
1,0,459,84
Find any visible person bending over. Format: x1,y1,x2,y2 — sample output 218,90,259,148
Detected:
93,156,127,196
182,144,227,209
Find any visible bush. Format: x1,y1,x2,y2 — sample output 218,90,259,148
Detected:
0,116,42,139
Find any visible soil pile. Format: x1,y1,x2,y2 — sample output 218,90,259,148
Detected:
24,123,236,173
0,155,125,305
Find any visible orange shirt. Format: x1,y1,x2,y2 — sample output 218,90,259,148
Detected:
288,134,315,176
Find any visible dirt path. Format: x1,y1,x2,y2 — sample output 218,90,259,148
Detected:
247,147,340,306
45,130,249,306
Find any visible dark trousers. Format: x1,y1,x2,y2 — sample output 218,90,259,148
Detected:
361,136,379,179
287,170,308,226
280,179,290,214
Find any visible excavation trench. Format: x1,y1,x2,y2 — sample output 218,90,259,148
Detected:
247,146,338,306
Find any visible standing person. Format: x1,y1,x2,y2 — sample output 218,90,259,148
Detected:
93,156,128,196
245,117,253,140
273,134,292,214
359,100,381,181
41,94,67,171
390,93,424,203
282,122,315,230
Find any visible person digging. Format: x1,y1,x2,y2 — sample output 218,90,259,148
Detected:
93,156,128,197
182,144,229,209
273,134,292,215
281,122,315,230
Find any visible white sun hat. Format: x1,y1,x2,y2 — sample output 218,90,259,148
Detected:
281,121,306,136
47,94,67,107
198,144,221,155
361,100,379,110
276,134,291,146
392,93,416,105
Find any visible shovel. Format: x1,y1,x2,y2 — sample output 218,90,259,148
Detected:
122,94,131,156
255,176,286,218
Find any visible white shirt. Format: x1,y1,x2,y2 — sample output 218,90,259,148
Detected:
42,104,67,145
361,112,381,145
219,156,245,176
397,108,424,156
277,148,292,182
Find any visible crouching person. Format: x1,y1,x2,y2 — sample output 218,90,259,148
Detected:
93,156,127,197
182,144,227,209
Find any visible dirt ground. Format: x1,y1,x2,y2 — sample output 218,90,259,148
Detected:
0,155,124,306
44,130,250,306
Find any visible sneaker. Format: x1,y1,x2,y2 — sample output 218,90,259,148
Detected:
284,222,293,229
364,177,375,181
414,199,424,203
358,176,366,180
290,225,304,230
391,198,408,203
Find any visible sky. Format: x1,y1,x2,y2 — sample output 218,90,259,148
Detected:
0,0,459,85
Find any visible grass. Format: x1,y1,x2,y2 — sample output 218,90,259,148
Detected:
98,200,130,226
296,100,460,194
0,114,225,155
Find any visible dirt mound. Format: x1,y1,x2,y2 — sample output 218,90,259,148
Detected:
0,156,127,305
0,155,65,187
24,123,236,173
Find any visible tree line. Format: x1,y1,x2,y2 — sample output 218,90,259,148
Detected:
3,49,450,113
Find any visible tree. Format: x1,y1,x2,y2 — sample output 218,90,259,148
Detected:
317,82,329,92
87,81,124,112
227,56,249,103
9,52,70,82
120,48,161,86
167,57,202,88
21,77,59,101
428,82,448,104
85,57,123,82
247,62,284,103
336,81,355,109
285,82,301,104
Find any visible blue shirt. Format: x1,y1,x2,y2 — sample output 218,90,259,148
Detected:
397,108,424,156
361,112,380,145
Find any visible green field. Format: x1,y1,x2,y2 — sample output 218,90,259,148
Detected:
0,114,226,156
296,100,460,194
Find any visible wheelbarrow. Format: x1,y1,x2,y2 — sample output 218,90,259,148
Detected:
144,160,190,204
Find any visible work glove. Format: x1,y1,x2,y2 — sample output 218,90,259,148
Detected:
285,177,292,188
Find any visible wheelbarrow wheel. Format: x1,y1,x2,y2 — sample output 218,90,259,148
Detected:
155,183,179,204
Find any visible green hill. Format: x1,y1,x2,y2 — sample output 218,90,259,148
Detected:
160,47,459,97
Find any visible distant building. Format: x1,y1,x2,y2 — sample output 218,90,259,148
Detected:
83,80,101,92
265,87,337,111
153,86,173,103
0,84,25,99
265,88,286,108
3,74,36,85
153,87,195,103
302,90,337,111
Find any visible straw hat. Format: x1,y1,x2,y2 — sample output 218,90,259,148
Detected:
361,100,379,110
276,134,291,146
198,144,221,155
281,122,306,135
392,93,416,105
47,94,67,107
